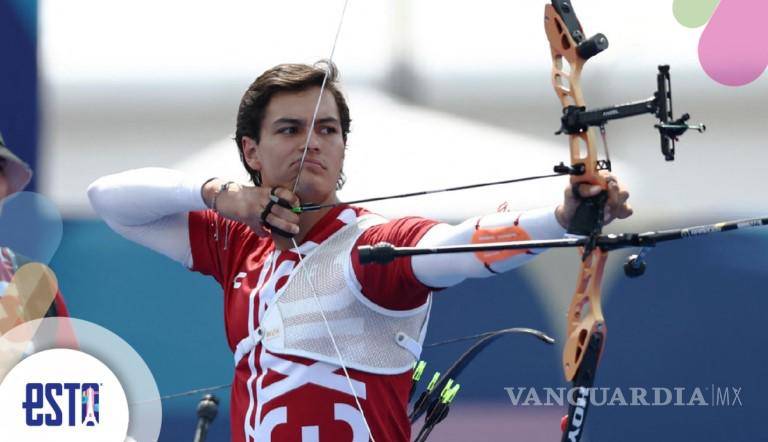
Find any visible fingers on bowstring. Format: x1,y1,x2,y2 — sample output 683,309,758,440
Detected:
261,187,299,234
269,203,300,228
263,212,300,236
272,186,300,209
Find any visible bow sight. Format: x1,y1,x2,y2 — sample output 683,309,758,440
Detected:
551,0,705,163
555,65,706,162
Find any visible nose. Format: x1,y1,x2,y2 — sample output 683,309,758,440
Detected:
304,130,321,151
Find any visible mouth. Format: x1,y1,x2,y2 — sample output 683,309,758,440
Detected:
293,158,326,170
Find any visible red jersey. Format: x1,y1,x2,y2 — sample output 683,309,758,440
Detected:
188,205,438,442
0,247,72,318
0,247,75,348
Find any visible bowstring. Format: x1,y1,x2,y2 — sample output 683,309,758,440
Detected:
292,0,350,194
291,238,376,441
289,0,377,440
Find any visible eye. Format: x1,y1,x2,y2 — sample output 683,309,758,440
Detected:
319,126,338,135
277,126,298,135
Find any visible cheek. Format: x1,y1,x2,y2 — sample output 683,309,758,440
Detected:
333,144,346,170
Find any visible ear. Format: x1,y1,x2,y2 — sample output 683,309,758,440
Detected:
241,136,262,172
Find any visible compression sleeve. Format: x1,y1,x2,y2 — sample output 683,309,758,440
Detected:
411,206,566,288
87,168,210,268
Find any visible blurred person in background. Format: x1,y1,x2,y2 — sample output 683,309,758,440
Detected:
88,61,632,442
0,132,72,327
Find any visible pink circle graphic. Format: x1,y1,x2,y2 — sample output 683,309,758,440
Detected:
698,0,768,86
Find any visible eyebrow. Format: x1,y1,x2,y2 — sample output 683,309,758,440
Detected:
271,116,340,127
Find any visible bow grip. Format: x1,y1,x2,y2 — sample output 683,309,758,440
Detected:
567,185,608,237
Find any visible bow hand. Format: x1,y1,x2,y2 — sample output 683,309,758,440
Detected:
556,171,633,231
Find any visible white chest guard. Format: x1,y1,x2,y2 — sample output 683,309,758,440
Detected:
233,214,432,375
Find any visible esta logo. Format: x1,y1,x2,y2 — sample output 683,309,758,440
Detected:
22,383,100,427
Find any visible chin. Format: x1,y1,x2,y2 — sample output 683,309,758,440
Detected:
295,181,334,204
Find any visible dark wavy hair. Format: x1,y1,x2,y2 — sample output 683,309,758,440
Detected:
234,60,350,188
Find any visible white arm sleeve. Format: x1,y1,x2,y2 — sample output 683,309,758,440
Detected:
412,206,566,288
87,168,210,268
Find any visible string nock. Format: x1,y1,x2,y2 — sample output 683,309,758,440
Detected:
295,203,325,213
553,162,586,176
358,242,397,265
409,361,428,402
426,372,441,392
412,361,427,382
440,381,461,405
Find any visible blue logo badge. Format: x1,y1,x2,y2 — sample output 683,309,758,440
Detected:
22,383,100,427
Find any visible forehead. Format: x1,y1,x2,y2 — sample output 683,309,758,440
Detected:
265,86,340,122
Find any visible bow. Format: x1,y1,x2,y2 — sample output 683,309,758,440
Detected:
543,2,705,440
543,3,610,441
294,1,707,440
358,1,706,440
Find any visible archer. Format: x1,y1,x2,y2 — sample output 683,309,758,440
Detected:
0,132,75,345
88,60,632,442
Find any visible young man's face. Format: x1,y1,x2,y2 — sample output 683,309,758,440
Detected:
243,86,345,204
